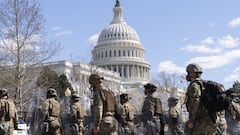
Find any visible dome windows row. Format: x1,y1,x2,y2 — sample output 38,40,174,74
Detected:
98,29,139,41
94,48,144,59
99,32,139,41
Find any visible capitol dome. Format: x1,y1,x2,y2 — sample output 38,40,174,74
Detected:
97,23,140,45
92,0,150,88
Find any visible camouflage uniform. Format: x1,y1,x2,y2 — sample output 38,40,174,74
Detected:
89,74,118,135
42,88,62,135
118,93,136,135
167,97,184,135
185,63,217,135
70,93,86,135
0,88,18,135
226,92,240,122
141,83,164,135
216,111,227,135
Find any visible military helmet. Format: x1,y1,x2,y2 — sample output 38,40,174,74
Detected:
89,74,104,84
144,83,157,92
120,93,131,100
0,88,8,97
168,97,179,106
186,63,202,73
168,97,179,102
47,88,57,97
71,93,80,99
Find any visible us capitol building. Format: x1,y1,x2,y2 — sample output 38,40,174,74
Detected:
45,0,150,94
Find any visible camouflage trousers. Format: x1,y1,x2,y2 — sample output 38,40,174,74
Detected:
192,119,216,135
71,122,84,135
98,116,118,135
44,119,62,135
0,121,13,135
168,124,184,135
145,120,160,135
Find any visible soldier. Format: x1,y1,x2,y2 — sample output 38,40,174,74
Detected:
70,93,86,135
167,97,184,135
118,93,136,135
216,111,227,135
141,83,164,135
185,63,217,135
89,73,118,135
42,88,62,135
0,88,18,135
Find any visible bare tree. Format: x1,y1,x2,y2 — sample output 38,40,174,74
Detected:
152,72,188,94
0,0,60,116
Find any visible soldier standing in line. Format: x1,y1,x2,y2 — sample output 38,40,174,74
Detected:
185,63,217,135
118,93,136,135
141,83,164,135
88,74,118,135
70,93,86,135
42,88,62,135
216,111,227,135
167,97,184,135
0,88,18,135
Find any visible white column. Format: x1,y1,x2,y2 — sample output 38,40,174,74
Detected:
121,65,124,78
126,65,129,78
137,65,140,79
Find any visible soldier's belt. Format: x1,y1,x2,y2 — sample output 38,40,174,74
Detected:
103,112,115,116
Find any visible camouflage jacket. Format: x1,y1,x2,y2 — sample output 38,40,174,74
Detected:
92,87,116,127
42,98,61,121
118,102,136,127
186,78,217,123
70,101,86,124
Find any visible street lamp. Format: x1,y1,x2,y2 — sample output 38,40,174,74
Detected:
65,87,71,97
64,87,71,113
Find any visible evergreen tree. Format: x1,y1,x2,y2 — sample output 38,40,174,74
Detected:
36,67,59,91
58,74,73,98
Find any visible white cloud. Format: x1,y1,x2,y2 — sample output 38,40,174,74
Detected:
158,61,185,74
217,35,239,48
188,49,240,69
181,44,222,54
0,35,41,52
224,67,240,82
88,34,99,46
229,17,240,28
50,26,62,31
55,31,73,36
181,35,239,54
201,37,214,45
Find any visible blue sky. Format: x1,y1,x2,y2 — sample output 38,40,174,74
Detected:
40,0,240,89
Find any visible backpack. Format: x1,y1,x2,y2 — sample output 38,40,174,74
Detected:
100,88,116,113
0,99,10,134
196,80,229,113
153,97,162,115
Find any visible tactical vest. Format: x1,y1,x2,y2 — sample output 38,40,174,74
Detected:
100,88,116,114
71,103,85,120
0,99,9,121
0,99,15,121
125,103,135,121
48,99,60,117
153,98,162,115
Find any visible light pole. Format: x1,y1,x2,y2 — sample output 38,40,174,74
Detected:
64,87,71,113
